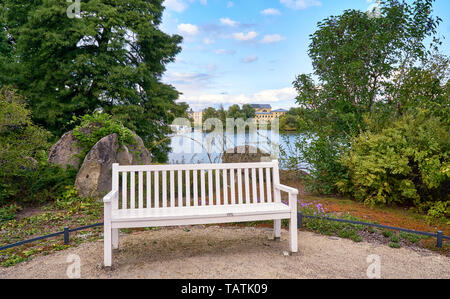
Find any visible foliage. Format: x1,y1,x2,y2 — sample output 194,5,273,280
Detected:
202,107,219,123
298,135,349,194
338,114,449,213
300,202,364,242
387,52,450,125
0,87,77,206
389,241,401,249
71,112,136,161
279,108,305,132
0,87,51,177
227,104,256,120
424,201,449,224
201,105,256,131
0,204,21,223
0,0,184,163
55,186,102,214
291,0,443,193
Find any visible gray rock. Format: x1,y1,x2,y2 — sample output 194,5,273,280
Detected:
47,131,84,170
75,134,120,198
116,144,133,165
74,132,152,198
129,132,152,165
47,125,99,170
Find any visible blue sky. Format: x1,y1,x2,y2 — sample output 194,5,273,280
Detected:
161,0,450,111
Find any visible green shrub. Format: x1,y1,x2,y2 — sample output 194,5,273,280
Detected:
338,113,449,217
70,112,137,161
0,204,21,222
389,242,401,249
0,87,51,179
0,87,77,206
390,234,400,243
399,232,422,244
382,230,394,238
424,201,450,224
298,135,348,194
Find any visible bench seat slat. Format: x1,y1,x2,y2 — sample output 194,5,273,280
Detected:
111,203,290,222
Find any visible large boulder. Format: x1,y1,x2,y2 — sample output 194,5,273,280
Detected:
128,132,152,165
47,131,84,170
75,134,119,198
47,125,99,170
74,133,151,198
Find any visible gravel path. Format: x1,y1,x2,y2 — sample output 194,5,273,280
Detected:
0,226,449,279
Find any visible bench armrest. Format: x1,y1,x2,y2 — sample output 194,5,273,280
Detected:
103,190,119,203
274,184,299,195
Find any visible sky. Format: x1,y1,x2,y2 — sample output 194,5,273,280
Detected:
160,0,450,112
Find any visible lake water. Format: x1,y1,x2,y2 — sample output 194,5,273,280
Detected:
168,129,303,165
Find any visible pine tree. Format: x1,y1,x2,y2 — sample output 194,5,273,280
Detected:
0,0,183,162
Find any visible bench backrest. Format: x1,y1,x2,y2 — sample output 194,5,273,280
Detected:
111,161,281,210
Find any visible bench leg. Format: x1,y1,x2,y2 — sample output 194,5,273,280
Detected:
274,219,281,240
112,228,119,249
289,212,298,254
104,225,112,267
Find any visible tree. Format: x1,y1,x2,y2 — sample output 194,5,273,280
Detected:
391,52,450,124
280,114,298,132
226,104,243,120
292,0,443,193
295,0,442,135
242,104,256,120
0,0,184,162
217,104,227,125
202,107,219,123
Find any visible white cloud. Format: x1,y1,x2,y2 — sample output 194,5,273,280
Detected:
164,0,207,13
215,49,236,55
227,1,234,8
178,87,297,107
260,34,285,44
241,55,258,63
164,71,214,91
178,23,199,35
261,8,281,16
220,17,239,27
232,31,258,41
164,0,189,12
280,0,322,10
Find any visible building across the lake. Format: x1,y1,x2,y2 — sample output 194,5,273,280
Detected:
251,104,288,124
188,104,288,126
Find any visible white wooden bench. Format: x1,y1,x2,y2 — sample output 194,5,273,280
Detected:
103,160,298,267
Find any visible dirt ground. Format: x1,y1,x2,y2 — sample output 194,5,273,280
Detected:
0,226,449,279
